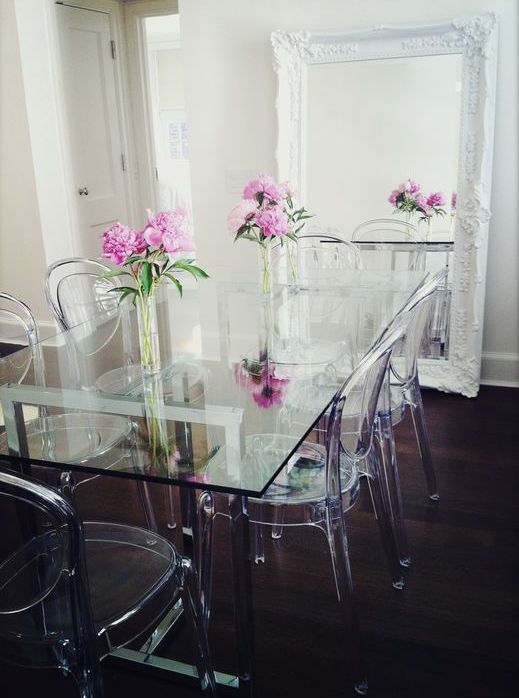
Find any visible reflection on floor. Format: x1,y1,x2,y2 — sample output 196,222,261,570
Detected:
1,386,518,698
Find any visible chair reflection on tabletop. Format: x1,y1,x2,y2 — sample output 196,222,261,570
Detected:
44,258,178,531
0,467,215,697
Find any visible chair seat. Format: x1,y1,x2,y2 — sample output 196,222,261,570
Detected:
0,412,132,463
206,434,358,506
0,522,177,648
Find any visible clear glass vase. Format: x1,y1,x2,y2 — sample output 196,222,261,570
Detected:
258,242,272,298
136,292,161,375
141,372,174,474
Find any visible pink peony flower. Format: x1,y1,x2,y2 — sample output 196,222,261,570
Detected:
252,370,290,409
143,208,194,257
227,199,258,235
243,174,284,204
256,208,289,238
388,189,400,206
451,192,457,211
426,192,446,208
162,232,195,255
414,194,428,210
398,179,420,195
279,180,295,199
102,223,147,266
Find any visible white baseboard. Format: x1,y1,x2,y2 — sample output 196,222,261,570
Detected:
480,351,519,388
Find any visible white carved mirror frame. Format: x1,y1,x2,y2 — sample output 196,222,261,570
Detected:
272,14,498,397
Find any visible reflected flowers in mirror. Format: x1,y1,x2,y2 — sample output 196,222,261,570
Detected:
235,354,290,409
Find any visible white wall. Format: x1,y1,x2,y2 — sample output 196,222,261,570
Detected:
0,0,517,385
305,54,462,234
180,0,518,386
0,0,48,321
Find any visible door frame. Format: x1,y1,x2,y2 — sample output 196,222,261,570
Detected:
122,0,180,217
13,0,138,264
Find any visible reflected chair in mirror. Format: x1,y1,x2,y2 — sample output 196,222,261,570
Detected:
45,258,181,531
272,228,363,367
417,229,454,360
197,316,414,695
351,218,425,272
0,467,215,697
295,228,363,272
0,290,159,533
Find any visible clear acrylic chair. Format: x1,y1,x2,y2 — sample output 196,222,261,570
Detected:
417,229,453,360
45,258,186,531
373,270,446,567
0,291,159,533
295,227,363,271
0,466,215,697
197,315,412,695
351,218,425,271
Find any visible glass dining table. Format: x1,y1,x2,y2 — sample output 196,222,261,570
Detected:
0,266,427,696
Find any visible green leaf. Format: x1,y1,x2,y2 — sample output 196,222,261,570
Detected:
102,270,132,279
172,261,209,280
139,262,153,294
164,273,183,297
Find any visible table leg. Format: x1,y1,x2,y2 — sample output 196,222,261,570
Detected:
228,494,256,698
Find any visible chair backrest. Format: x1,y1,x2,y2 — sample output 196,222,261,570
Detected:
0,465,97,674
324,312,409,499
351,218,425,271
45,258,118,331
0,293,44,387
296,229,363,272
386,270,446,387
45,258,131,367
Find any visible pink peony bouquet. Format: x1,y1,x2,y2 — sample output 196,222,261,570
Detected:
228,174,312,292
388,179,447,222
101,208,208,303
235,355,290,410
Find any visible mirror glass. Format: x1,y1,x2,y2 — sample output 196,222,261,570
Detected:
304,53,463,236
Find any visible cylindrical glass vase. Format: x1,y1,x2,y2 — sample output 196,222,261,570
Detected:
258,242,272,298
136,292,161,375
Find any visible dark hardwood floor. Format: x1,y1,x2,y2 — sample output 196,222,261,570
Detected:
1,386,518,697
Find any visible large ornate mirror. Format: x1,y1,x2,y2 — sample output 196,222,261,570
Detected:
272,15,497,396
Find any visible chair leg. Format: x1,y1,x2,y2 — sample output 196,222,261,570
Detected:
320,500,368,695
271,505,285,540
166,487,177,529
407,376,439,500
369,432,406,587
252,522,265,564
70,663,102,698
196,491,214,629
180,557,217,695
136,480,158,534
376,410,411,567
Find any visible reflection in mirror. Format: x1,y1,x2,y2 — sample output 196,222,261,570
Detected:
305,54,462,238
273,16,498,396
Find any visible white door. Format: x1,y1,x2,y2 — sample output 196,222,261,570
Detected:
57,5,129,258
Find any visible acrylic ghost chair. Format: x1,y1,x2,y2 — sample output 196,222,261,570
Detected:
44,258,179,531
0,466,216,697
351,218,425,272
196,314,413,695
372,269,446,568
0,290,159,533
352,223,441,472
265,230,364,542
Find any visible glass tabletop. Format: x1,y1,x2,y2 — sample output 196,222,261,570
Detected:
0,267,427,496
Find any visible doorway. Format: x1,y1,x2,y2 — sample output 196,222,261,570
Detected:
56,3,130,258
143,14,193,216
